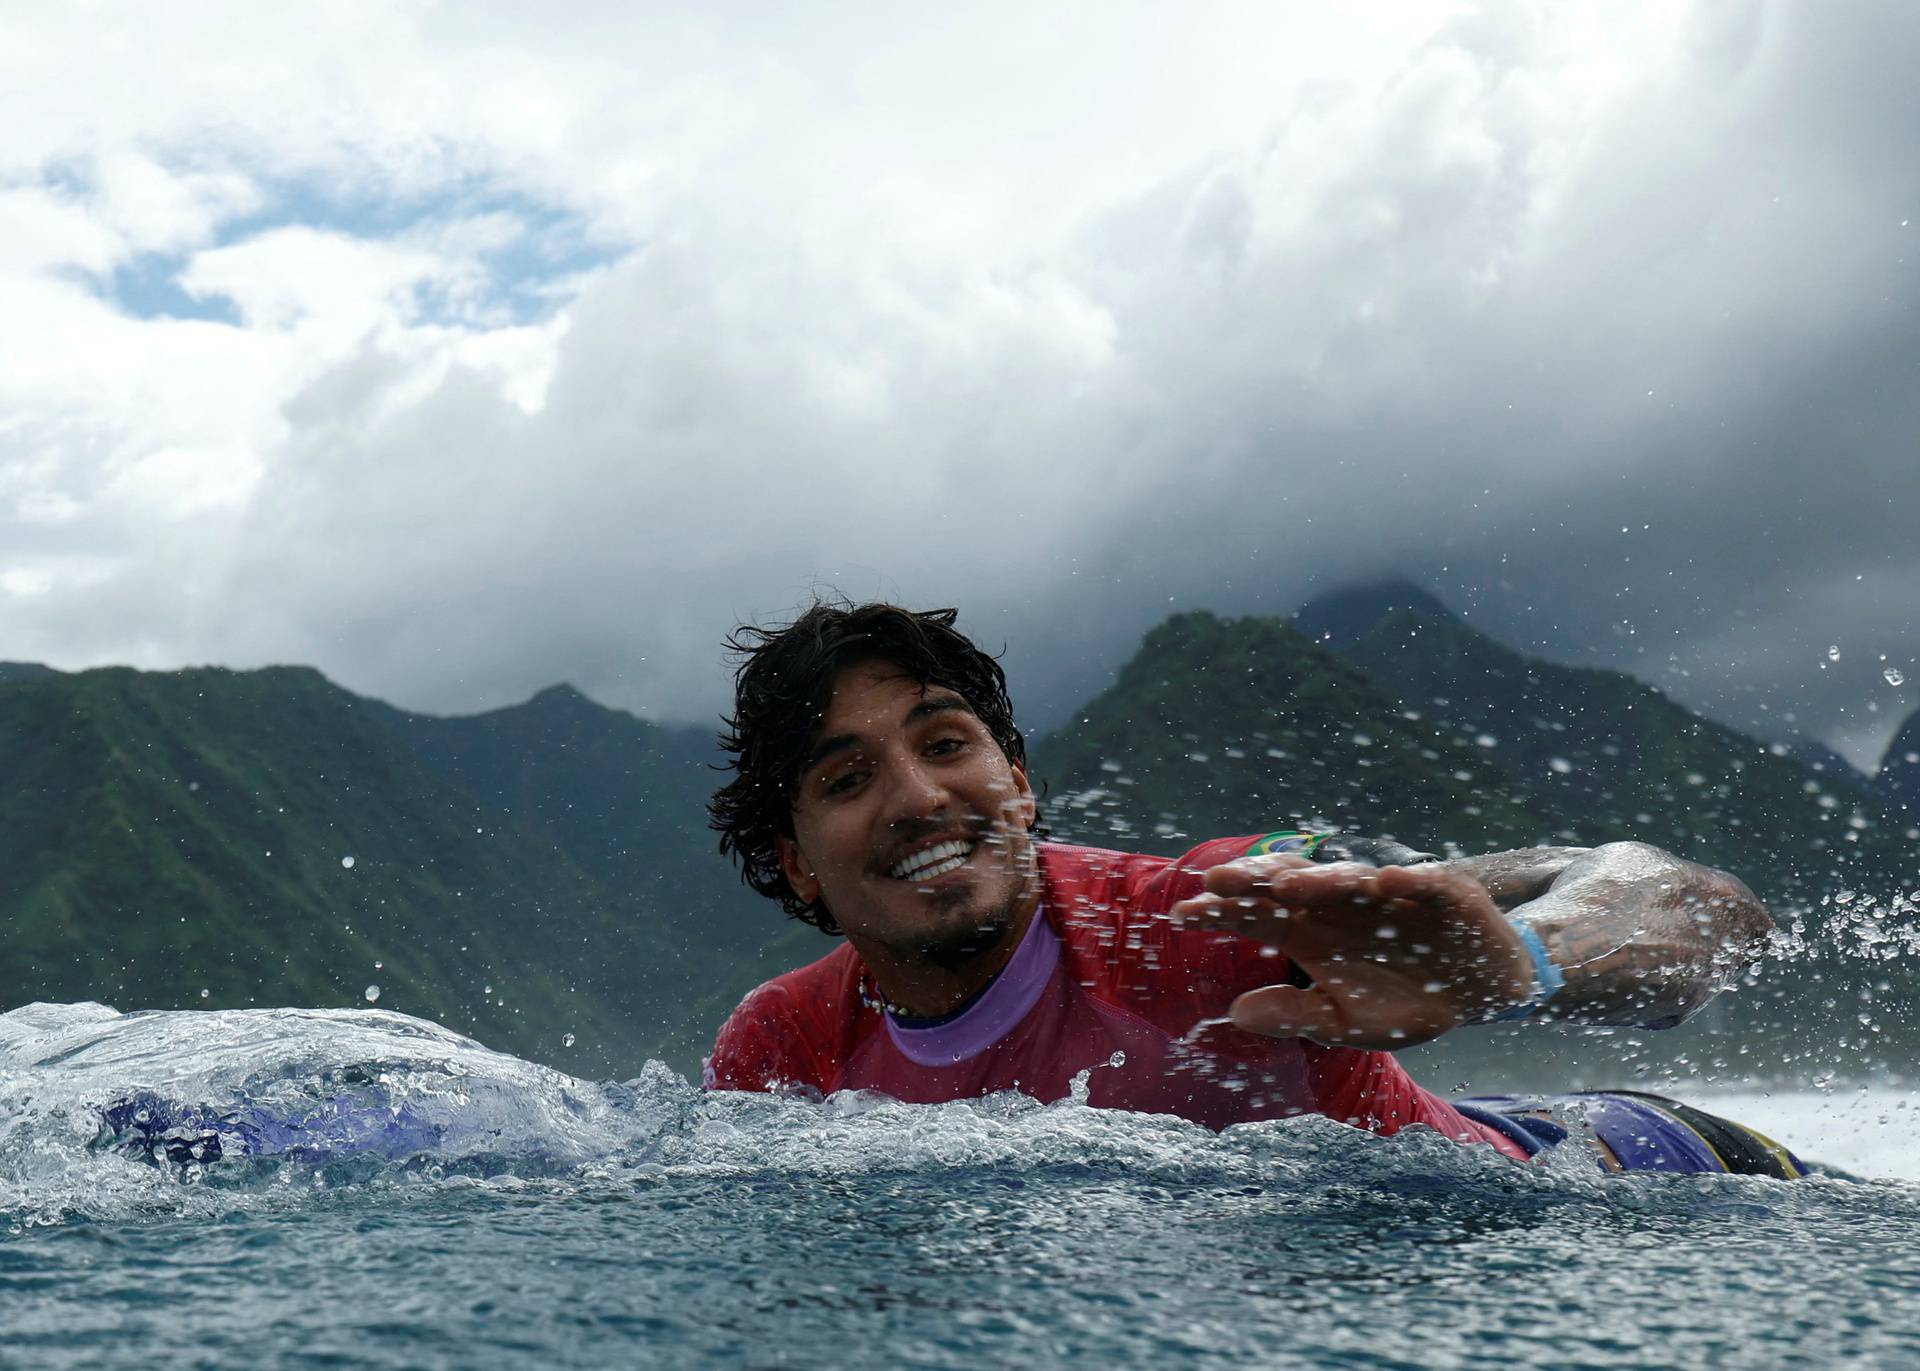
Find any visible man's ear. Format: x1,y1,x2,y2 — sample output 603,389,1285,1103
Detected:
1007,762,1037,831
778,835,821,904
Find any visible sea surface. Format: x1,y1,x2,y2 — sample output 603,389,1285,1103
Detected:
0,1002,1914,1370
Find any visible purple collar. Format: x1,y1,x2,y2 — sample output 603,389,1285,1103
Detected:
883,910,1059,1066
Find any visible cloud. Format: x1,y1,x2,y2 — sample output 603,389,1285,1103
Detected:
0,1,1914,772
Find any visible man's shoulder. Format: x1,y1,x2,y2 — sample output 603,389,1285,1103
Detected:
1034,829,1432,911
753,938,863,995
705,939,865,1092
1037,833,1315,1033
1035,833,1284,911
724,939,863,1031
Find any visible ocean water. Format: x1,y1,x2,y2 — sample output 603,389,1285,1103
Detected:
1,1003,1915,1370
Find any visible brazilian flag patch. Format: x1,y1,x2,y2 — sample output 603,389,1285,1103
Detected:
1244,830,1329,858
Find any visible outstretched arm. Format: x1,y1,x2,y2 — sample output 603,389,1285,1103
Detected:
1172,843,1774,1050
1444,842,1775,1027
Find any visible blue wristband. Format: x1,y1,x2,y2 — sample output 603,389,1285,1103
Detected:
1490,919,1565,1021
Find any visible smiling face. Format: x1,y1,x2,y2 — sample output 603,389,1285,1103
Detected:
777,659,1039,977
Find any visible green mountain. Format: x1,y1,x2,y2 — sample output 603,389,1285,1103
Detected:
365,684,770,954
0,664,730,1077
362,682,805,1065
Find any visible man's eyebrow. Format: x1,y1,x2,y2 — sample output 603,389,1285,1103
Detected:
905,694,972,726
801,732,861,776
798,695,976,777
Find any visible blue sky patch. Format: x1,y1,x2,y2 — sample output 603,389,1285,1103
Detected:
52,163,628,329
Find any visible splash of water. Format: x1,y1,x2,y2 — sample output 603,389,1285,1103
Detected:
0,1002,1648,1232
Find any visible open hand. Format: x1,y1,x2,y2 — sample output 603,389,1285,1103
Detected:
1169,856,1535,1049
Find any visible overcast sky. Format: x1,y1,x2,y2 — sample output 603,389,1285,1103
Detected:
2,1,1915,767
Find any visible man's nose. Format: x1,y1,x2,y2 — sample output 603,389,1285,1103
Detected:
882,754,951,820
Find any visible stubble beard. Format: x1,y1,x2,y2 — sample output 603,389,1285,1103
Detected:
913,900,1015,971
901,830,1035,972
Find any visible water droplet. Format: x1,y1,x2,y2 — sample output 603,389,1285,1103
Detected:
1548,757,1572,774
364,984,380,1003
373,961,383,970
199,988,209,1000
483,984,494,995
341,856,356,869
1827,645,1841,662
563,1033,576,1048
1885,668,1906,687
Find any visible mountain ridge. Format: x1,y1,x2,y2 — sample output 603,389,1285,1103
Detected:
0,663,726,1075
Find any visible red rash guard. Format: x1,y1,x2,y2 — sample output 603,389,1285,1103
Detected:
705,836,1525,1158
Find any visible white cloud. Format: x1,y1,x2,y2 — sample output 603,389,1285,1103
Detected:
0,0,1914,772
89,153,260,256
0,187,124,275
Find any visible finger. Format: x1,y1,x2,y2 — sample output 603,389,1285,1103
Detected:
1199,854,1315,897
1254,862,1497,925
1366,862,1492,909
1169,892,1303,942
1226,985,1359,1044
1232,861,1387,908
1192,863,1404,937
1229,983,1460,1049
1170,894,1398,963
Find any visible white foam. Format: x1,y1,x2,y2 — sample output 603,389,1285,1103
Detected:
1688,1085,1919,1181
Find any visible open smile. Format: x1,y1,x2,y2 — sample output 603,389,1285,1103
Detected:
886,837,980,882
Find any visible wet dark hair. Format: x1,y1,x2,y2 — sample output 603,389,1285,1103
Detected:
709,599,1035,934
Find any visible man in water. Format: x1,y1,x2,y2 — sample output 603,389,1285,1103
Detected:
703,601,1804,1176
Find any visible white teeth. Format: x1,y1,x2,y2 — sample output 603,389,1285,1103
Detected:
889,839,975,880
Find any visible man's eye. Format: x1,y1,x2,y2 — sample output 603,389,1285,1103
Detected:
824,770,864,796
927,736,966,756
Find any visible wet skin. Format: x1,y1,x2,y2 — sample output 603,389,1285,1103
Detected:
1171,842,1774,1047
1171,856,1535,1049
778,661,1040,1018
